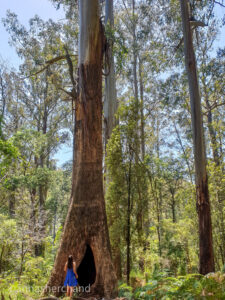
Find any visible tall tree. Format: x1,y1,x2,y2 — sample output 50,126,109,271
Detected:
104,0,118,145
179,0,215,274
3,14,72,256
43,0,117,297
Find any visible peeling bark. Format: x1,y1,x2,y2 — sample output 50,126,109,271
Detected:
42,1,117,298
104,0,118,145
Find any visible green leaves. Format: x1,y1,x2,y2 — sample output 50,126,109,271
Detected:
131,272,225,300
0,138,20,180
118,282,133,300
0,214,18,274
0,139,19,160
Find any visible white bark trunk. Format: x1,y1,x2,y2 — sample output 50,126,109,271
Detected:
79,0,100,65
104,0,118,144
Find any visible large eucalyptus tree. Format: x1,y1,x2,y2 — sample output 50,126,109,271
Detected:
43,0,117,297
179,0,215,274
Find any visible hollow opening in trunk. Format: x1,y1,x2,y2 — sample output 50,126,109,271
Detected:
77,244,96,288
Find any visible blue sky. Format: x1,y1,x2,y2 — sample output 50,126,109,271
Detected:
0,0,65,68
213,5,225,50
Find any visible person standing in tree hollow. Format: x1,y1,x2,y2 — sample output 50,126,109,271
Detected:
64,255,78,297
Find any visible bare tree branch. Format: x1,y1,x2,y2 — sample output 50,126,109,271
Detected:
214,0,225,7
58,87,74,98
63,46,77,90
20,54,77,79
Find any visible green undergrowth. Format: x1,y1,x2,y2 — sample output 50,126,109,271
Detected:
1,270,225,299
118,271,225,300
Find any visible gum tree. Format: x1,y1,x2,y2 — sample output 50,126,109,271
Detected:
43,0,117,297
179,0,215,274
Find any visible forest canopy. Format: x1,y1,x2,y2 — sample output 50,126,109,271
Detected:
0,0,225,299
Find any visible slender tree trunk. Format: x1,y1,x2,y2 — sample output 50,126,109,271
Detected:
0,73,6,129
29,188,36,239
19,241,26,277
104,0,118,145
0,245,4,274
148,169,162,257
34,185,46,256
173,121,193,184
139,58,145,161
52,206,57,243
179,0,215,274
155,116,162,257
132,0,139,117
131,0,145,259
156,194,162,257
42,1,117,297
112,239,122,281
103,4,122,276
185,240,191,273
203,82,219,166
9,192,15,217
126,151,132,285
171,190,176,223
35,70,49,257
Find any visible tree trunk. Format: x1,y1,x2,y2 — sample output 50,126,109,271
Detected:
171,191,176,223
52,206,57,243
138,58,145,161
35,70,49,257
104,0,118,146
42,1,117,298
179,0,215,274
9,192,15,217
29,188,36,236
0,72,6,135
131,1,145,265
155,117,162,257
156,194,162,257
35,186,47,256
126,151,132,285
132,0,139,123
203,82,219,166
112,242,122,281
0,245,4,274
173,121,193,184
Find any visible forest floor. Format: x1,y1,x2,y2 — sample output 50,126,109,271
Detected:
37,297,126,300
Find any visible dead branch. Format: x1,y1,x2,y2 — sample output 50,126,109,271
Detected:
21,54,77,80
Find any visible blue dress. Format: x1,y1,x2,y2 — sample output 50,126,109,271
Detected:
64,267,78,287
